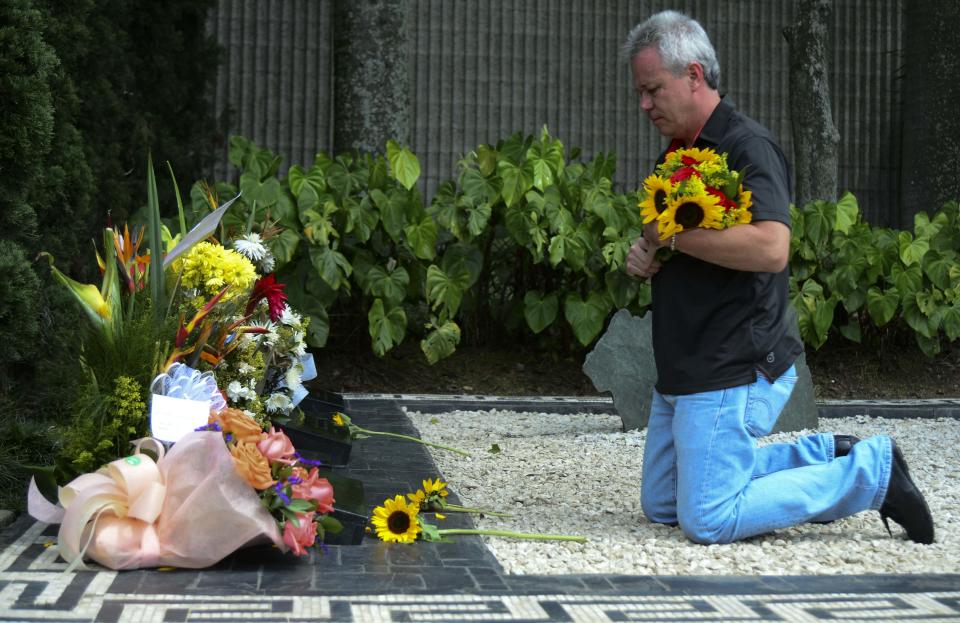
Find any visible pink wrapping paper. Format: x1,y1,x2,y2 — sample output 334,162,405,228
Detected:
51,431,285,570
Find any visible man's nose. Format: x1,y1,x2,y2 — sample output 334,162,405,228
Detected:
640,92,654,111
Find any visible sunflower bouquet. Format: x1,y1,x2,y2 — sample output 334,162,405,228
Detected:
638,147,752,240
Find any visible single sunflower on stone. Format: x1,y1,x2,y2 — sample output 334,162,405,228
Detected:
639,174,675,224
371,495,422,543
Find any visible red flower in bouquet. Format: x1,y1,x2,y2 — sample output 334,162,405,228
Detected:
257,426,297,464
246,274,288,321
282,511,317,555
292,467,335,514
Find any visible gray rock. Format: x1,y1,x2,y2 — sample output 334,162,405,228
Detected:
773,351,819,433
0,509,13,529
583,309,818,433
583,309,656,431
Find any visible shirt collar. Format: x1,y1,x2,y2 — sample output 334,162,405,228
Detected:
696,96,735,147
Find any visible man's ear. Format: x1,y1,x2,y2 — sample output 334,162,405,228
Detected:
687,62,705,88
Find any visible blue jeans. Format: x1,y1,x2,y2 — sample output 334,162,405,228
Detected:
640,365,893,544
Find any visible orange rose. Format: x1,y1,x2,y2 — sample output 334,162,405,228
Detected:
209,407,264,444
230,441,276,490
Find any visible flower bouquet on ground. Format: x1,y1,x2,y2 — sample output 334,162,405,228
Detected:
371,478,584,545
28,161,352,569
638,146,752,242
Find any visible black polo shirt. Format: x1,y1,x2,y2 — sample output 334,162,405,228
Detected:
650,96,804,395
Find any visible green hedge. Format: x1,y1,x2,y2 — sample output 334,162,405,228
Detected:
217,133,960,362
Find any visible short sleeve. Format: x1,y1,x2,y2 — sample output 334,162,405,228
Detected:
726,137,792,227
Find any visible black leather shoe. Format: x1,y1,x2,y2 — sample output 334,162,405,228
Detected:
834,435,861,457
879,440,934,544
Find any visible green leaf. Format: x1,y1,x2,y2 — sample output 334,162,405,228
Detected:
523,290,559,334
898,231,929,266
386,140,421,190
465,202,492,238
605,270,640,308
942,304,960,341
378,190,408,242
477,144,499,177
267,229,301,270
803,201,833,249
498,159,534,207
923,252,955,291
420,320,461,364
146,154,166,319
461,168,499,205
345,197,380,243
368,298,407,356
366,264,409,306
564,292,611,346
915,332,941,358
838,317,862,343
309,246,352,291
425,263,472,318
902,295,938,339
834,192,859,234
318,515,343,534
890,263,923,303
488,443,501,454
866,286,899,327
403,214,438,260
811,295,838,345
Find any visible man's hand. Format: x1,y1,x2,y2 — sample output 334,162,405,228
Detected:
626,236,661,279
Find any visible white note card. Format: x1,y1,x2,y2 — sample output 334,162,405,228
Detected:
150,394,211,443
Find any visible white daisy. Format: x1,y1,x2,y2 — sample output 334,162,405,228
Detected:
280,305,301,327
265,392,292,413
233,233,268,261
284,366,303,391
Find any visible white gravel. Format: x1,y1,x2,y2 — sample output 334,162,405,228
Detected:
406,409,960,576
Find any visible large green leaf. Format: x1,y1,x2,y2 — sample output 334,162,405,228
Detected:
309,245,352,291
345,196,380,243
465,202,492,238
288,164,325,197
866,286,899,327
942,304,960,341
605,270,640,308
325,162,353,198
902,295,938,339
890,262,923,303
834,192,859,234
425,263,472,318
803,201,833,249
403,214,438,260
240,171,282,207
368,298,407,356
267,229,301,269
476,144,499,177
898,231,929,266
498,159,534,207
440,243,483,287
915,333,941,358
365,264,409,306
564,292,610,346
386,140,421,190
461,167,499,205
420,320,461,364
923,252,956,291
523,290,559,333
526,135,564,191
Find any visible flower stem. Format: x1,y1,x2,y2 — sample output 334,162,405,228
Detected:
437,529,586,542
357,427,471,457
443,504,512,517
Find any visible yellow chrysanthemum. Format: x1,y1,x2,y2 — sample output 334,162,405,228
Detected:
332,412,346,427
422,477,449,498
371,495,422,543
737,186,753,212
172,241,257,302
638,175,675,224
657,193,724,239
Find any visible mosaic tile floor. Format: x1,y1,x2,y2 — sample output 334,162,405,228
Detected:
1,396,958,622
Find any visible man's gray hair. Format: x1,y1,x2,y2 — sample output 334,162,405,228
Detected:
622,10,720,90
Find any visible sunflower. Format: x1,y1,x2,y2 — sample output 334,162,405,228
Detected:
371,495,422,543
638,175,675,224
421,477,449,499
663,146,721,170
657,193,724,239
